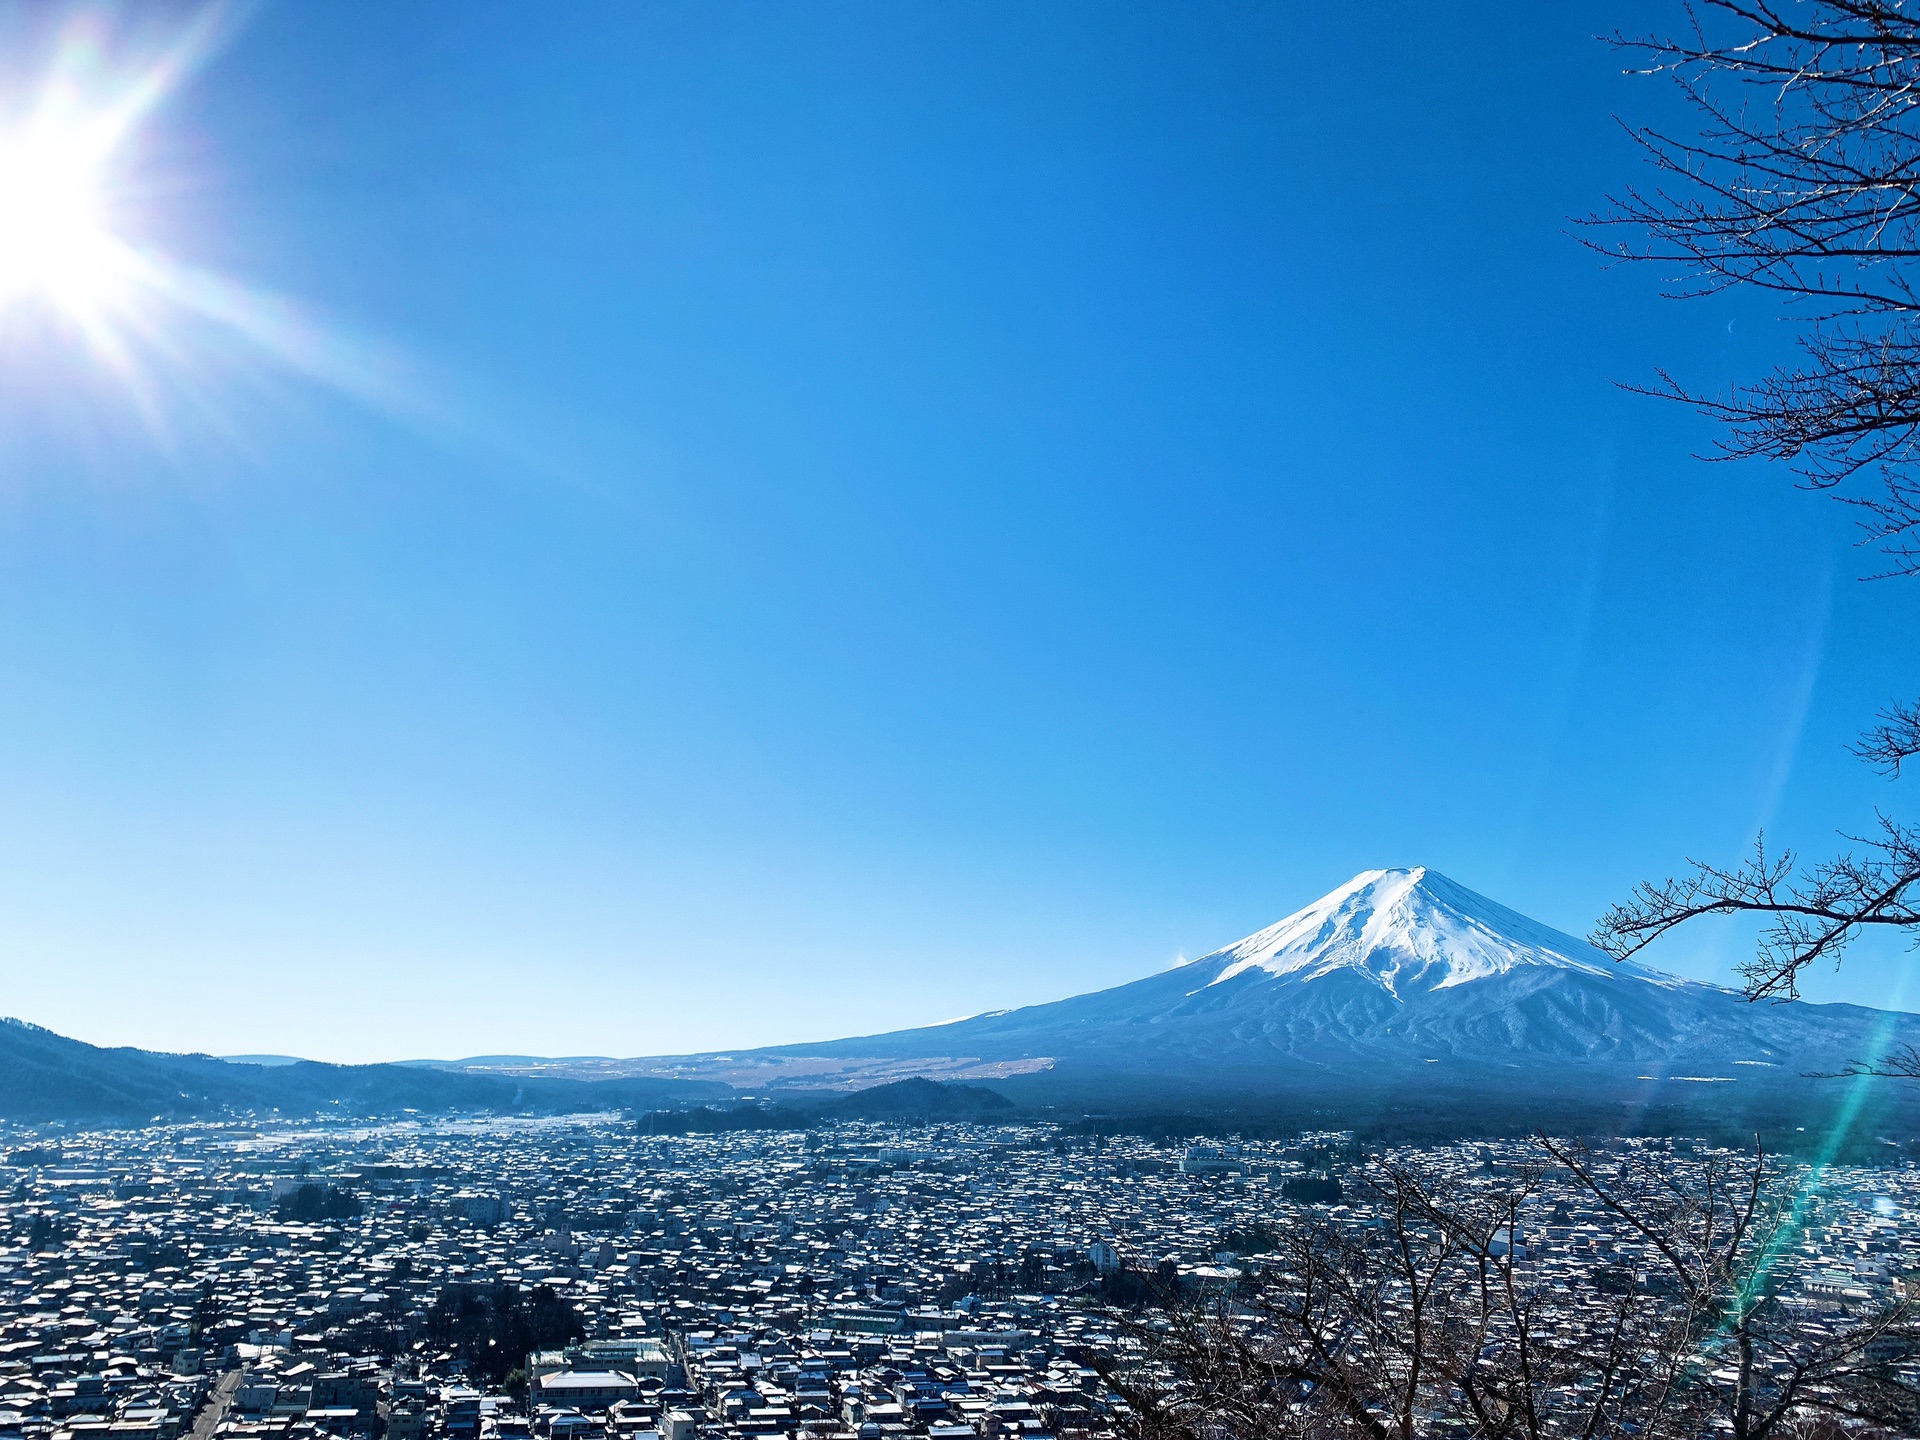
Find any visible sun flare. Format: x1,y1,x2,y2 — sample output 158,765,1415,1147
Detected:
0,106,129,319
0,9,420,425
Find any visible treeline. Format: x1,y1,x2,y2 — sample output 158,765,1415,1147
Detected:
1060,1084,1920,1154
274,1182,362,1222
635,1078,1017,1134
1279,1174,1342,1204
637,1105,815,1135
424,1282,583,1386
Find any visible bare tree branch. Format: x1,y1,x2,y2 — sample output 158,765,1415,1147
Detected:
1112,1142,1920,1440
1586,0,1920,574
1854,694,1920,772
1807,1039,1920,1077
1591,821,1920,999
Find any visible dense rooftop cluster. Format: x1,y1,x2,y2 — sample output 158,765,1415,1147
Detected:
0,1117,1913,1440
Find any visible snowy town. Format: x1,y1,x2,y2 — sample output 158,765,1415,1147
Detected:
0,1117,1915,1440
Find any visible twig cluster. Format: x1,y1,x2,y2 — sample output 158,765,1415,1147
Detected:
1591,820,1920,1001
1592,1,1920,573
1109,1143,1920,1440
1594,5,1920,1031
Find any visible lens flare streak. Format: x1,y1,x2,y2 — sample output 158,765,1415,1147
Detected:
0,7,425,430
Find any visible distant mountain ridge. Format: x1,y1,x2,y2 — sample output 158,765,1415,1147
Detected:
505,869,1920,1104
0,1017,726,1125
12,868,1920,1131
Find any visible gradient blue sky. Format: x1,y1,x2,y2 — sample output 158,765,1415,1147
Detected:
3,1,1918,1064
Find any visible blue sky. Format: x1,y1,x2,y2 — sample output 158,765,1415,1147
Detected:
2,1,1917,1063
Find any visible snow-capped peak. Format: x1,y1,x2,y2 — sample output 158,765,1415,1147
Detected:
1201,867,1695,999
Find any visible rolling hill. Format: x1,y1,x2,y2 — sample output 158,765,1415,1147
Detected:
0,1016,726,1125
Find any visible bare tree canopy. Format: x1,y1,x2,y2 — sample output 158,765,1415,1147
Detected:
1596,0,1920,572
1590,1,1920,1032
1111,1142,1920,1440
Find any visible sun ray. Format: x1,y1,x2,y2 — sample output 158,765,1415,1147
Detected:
0,5,430,435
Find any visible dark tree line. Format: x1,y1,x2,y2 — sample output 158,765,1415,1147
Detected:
275,1182,363,1223
1586,1,1920,1068
190,1279,221,1346
1110,1142,1920,1440
942,1250,1056,1300
424,1282,583,1386
1219,1223,1284,1256
1278,1174,1342,1206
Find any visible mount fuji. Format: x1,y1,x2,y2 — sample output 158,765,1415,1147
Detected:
584,868,1920,1112
18,868,1914,1130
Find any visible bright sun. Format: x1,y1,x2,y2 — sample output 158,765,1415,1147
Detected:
0,11,218,364
0,106,133,323
0,13,417,422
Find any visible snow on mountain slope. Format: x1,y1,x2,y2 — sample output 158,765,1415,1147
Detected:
1201,867,1704,996
734,866,1919,1081
555,867,1920,1095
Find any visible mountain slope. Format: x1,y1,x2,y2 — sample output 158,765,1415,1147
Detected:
590,868,1920,1095
21,868,1920,1127
821,1077,1014,1120
0,1017,728,1124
